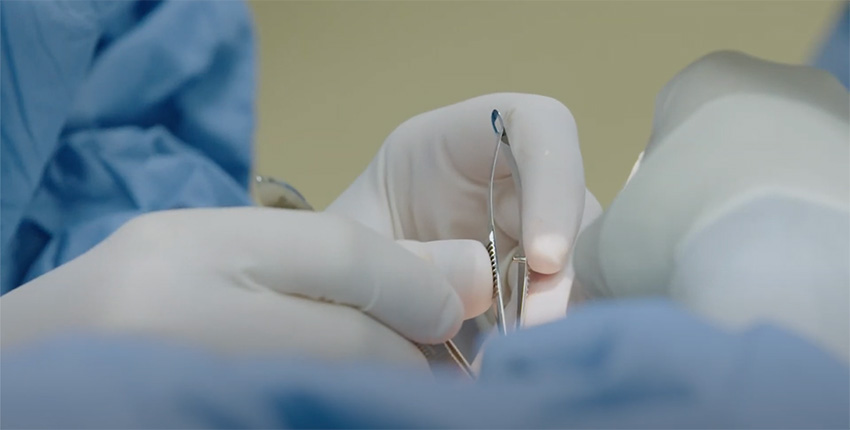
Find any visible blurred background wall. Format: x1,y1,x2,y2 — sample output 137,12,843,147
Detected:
249,0,841,209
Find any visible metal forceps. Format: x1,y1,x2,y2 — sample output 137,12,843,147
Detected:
487,109,530,334
416,109,530,377
409,110,529,376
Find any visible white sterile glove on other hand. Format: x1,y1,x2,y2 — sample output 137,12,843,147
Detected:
573,51,849,361
1,208,493,369
329,94,603,326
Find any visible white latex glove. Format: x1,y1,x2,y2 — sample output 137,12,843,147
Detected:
328,94,603,325
573,51,849,360
0,208,493,369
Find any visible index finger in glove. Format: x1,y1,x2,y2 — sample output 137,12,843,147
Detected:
498,95,586,275
417,93,586,275
144,208,465,345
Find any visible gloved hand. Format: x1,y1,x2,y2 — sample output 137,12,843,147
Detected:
328,93,603,325
573,51,850,361
0,208,493,368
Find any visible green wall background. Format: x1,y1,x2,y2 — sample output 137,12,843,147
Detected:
249,1,840,209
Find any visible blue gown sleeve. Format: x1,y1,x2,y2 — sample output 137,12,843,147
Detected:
812,2,849,89
1,0,256,293
2,300,847,429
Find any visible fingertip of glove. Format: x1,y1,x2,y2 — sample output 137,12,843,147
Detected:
529,234,569,275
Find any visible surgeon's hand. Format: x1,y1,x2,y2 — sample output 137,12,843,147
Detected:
572,51,850,361
328,93,602,325
0,208,493,369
